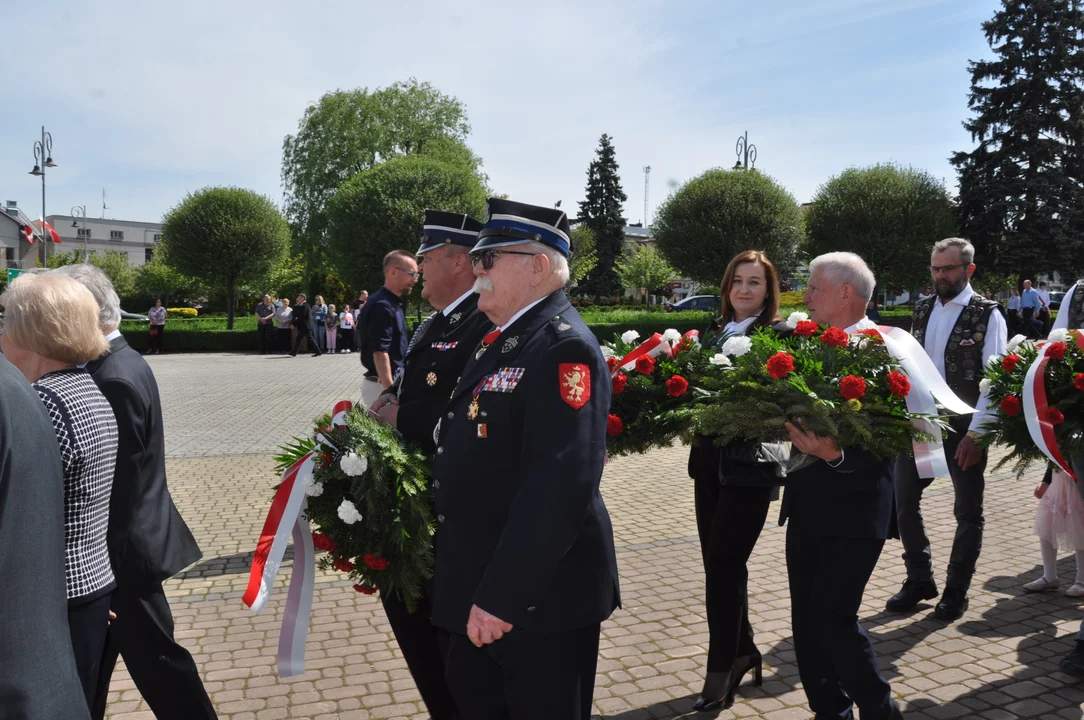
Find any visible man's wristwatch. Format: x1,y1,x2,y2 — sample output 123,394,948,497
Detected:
966,430,981,440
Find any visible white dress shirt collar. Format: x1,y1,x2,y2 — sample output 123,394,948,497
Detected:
724,310,763,337
936,283,974,309
106,328,123,342
442,289,475,317
498,296,548,332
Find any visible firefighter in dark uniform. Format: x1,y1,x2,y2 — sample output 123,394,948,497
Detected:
370,210,492,720
430,199,620,720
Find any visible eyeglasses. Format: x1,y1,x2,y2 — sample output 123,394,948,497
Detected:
929,263,966,275
392,266,420,279
469,249,538,271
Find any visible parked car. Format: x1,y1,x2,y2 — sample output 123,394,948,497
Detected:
664,295,719,313
121,310,148,320
1049,291,1066,311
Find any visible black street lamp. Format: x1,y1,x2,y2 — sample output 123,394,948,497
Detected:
29,126,57,265
734,131,757,170
71,205,88,263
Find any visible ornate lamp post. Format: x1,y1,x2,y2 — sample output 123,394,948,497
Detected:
734,131,757,170
28,126,57,265
71,205,88,263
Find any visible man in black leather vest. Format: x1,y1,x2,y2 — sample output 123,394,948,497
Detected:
885,238,1007,622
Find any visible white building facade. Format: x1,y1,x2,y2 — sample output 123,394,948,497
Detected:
46,214,162,267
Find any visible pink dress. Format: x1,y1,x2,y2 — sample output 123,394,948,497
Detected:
1035,470,1084,550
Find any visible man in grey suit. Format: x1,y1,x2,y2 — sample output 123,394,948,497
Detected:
0,352,91,719
57,265,217,720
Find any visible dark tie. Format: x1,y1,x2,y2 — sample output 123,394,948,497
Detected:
406,313,439,355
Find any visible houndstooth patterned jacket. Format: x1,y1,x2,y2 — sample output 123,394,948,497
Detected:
33,369,119,600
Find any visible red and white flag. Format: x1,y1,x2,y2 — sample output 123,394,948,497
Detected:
22,223,35,244
37,217,61,244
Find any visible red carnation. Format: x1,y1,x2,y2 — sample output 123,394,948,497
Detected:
353,584,376,595
840,375,868,400
1002,354,1021,372
1075,373,1084,391
886,370,911,398
857,329,884,344
820,327,849,348
766,352,796,380
606,356,620,372
1049,407,1066,425
606,414,624,435
674,337,697,354
634,355,656,374
363,553,390,571
666,375,689,397
331,558,354,573
612,373,628,395
1000,395,1022,416
1047,342,1068,360
312,532,337,553
793,320,818,337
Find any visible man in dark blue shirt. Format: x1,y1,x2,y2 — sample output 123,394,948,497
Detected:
358,249,418,407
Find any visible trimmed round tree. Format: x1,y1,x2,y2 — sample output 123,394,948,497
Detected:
806,164,957,294
653,169,803,286
326,154,486,293
160,187,290,329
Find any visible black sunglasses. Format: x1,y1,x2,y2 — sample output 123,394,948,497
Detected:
470,249,538,271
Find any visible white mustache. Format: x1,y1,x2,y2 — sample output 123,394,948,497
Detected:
473,277,494,293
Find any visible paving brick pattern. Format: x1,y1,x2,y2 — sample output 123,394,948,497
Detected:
103,353,1084,719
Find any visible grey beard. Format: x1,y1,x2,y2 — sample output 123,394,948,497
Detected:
936,279,967,301
473,277,494,293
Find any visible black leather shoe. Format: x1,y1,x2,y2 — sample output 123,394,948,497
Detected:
885,579,938,612
1061,649,1084,679
934,588,969,621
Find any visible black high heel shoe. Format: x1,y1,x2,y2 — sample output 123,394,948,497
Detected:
693,654,764,712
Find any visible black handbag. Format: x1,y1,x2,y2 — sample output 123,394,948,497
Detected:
718,440,787,488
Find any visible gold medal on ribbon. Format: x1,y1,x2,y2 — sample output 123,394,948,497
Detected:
467,398,480,420
426,372,437,386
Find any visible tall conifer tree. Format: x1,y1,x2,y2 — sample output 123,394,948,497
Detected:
578,134,628,296
951,0,1084,281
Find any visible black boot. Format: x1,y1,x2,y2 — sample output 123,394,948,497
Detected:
885,579,938,612
1060,641,1084,679
933,587,969,622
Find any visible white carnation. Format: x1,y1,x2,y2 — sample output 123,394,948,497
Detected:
1006,334,1028,352
854,317,877,331
662,328,682,343
979,378,992,395
600,345,615,359
337,499,362,525
709,353,732,367
1048,328,1070,344
721,335,753,357
340,452,369,477
304,477,324,497
786,311,809,328
621,330,640,345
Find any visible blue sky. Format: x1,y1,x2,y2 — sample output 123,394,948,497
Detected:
2,0,1000,228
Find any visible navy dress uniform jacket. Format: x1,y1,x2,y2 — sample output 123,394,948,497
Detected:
396,294,492,453
431,290,621,635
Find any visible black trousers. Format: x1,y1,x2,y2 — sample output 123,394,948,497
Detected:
69,591,113,710
257,322,275,353
381,589,460,719
1022,307,1041,338
787,529,896,720
693,474,772,672
292,323,321,355
91,581,217,720
444,624,601,720
148,325,164,353
895,414,987,592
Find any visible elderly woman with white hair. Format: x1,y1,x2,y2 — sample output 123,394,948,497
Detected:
0,271,119,708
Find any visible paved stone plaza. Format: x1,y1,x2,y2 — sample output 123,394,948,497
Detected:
102,352,1084,720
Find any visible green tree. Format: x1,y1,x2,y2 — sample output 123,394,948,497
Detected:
281,80,474,273
326,154,486,293
160,187,290,329
614,246,678,298
653,169,803,286
806,164,957,294
47,248,137,304
569,225,598,288
951,0,1084,281
135,256,204,308
577,134,628,296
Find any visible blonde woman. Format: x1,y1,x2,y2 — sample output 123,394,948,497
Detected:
0,271,119,707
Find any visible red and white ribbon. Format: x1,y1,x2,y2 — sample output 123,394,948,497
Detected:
613,333,675,376
874,326,977,479
1023,333,1084,481
242,400,352,677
